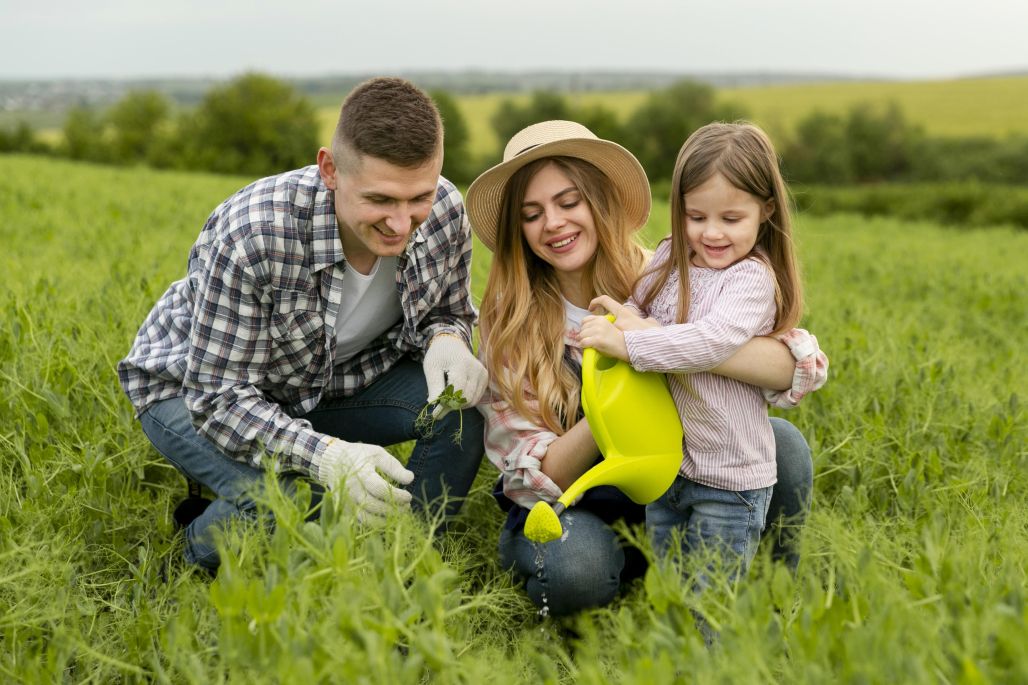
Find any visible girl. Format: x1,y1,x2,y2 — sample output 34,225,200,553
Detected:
580,121,813,582
467,120,826,617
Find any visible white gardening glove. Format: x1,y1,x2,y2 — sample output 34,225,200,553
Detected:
422,333,488,419
311,439,414,520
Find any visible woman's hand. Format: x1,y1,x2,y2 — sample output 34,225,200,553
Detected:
589,295,660,332
580,314,630,361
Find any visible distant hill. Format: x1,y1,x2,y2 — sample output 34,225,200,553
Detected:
0,70,881,115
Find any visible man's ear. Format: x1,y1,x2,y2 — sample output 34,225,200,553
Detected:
317,147,338,190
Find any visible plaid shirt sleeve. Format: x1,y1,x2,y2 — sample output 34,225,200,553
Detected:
762,328,830,409
181,216,327,476
411,188,477,352
476,337,584,508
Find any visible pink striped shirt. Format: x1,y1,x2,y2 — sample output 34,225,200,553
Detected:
624,240,778,491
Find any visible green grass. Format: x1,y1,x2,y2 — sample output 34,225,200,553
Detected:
1,154,1026,682
720,75,1028,141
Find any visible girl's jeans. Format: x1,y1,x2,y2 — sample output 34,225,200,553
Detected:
646,478,773,583
499,417,811,616
139,358,484,571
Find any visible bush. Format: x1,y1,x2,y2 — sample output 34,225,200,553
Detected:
61,107,110,163
794,182,1028,230
784,102,923,184
430,90,474,185
0,120,47,154
488,91,624,164
625,80,748,182
106,90,171,165
180,73,319,177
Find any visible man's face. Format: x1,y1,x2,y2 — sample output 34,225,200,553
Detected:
319,147,442,271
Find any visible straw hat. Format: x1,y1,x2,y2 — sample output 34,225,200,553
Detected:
466,120,651,252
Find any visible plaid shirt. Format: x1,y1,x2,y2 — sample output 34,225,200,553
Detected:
118,165,477,476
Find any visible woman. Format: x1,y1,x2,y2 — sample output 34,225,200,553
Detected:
466,121,826,616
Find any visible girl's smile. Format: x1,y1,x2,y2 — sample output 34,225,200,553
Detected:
683,172,772,269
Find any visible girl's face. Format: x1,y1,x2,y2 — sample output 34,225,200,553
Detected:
520,162,599,299
682,172,772,269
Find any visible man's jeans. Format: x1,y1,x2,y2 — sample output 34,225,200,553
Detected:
498,417,811,616
140,358,485,570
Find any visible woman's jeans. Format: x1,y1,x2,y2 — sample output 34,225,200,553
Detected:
140,358,484,571
498,417,812,616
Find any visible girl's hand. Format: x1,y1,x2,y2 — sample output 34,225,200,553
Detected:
580,315,630,361
589,295,661,332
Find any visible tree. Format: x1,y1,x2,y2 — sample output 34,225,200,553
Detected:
624,80,747,181
62,107,109,162
845,102,919,182
430,90,474,185
490,91,573,160
106,90,171,165
488,91,627,166
0,120,45,154
182,73,319,176
783,111,852,184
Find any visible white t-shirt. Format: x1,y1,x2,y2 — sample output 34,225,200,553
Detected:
334,257,403,363
563,298,590,333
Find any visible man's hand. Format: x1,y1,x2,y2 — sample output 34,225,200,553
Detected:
312,439,414,521
422,334,488,418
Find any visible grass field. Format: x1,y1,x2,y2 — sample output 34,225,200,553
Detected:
1,155,1026,682
315,75,1028,161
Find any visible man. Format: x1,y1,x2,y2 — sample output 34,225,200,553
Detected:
118,77,487,571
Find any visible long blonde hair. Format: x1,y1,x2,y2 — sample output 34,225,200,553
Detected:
637,122,803,334
480,157,647,434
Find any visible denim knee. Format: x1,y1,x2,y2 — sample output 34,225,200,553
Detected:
499,509,625,616
770,417,813,520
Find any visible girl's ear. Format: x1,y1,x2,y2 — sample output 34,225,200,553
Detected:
762,198,776,222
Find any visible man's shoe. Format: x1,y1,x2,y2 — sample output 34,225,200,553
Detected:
173,496,212,530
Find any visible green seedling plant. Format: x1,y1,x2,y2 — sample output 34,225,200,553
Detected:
415,384,468,444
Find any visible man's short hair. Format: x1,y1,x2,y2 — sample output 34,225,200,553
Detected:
331,77,442,171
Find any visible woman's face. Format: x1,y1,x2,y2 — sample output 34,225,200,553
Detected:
520,162,599,285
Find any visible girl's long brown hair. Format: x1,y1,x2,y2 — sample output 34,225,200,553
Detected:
637,122,803,334
479,157,647,434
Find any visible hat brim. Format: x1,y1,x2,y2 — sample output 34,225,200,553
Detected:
466,137,651,252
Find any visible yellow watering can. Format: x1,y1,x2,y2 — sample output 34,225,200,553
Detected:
524,318,684,543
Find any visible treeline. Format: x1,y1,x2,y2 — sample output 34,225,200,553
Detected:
486,85,1028,187
3,74,1027,227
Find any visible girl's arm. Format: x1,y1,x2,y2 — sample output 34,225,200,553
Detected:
623,261,777,373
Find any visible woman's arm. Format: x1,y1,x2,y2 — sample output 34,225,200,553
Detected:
538,419,601,491
711,336,794,391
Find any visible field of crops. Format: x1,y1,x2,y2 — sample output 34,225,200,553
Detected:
1,154,1025,682
315,75,1028,161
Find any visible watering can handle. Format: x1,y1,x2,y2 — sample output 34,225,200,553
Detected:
580,313,614,412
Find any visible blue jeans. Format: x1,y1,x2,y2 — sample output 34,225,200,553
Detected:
498,417,811,615
646,479,772,581
140,358,484,570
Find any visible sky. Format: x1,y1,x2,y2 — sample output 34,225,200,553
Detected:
2,0,1026,81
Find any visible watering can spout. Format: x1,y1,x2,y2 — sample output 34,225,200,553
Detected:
523,333,683,543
